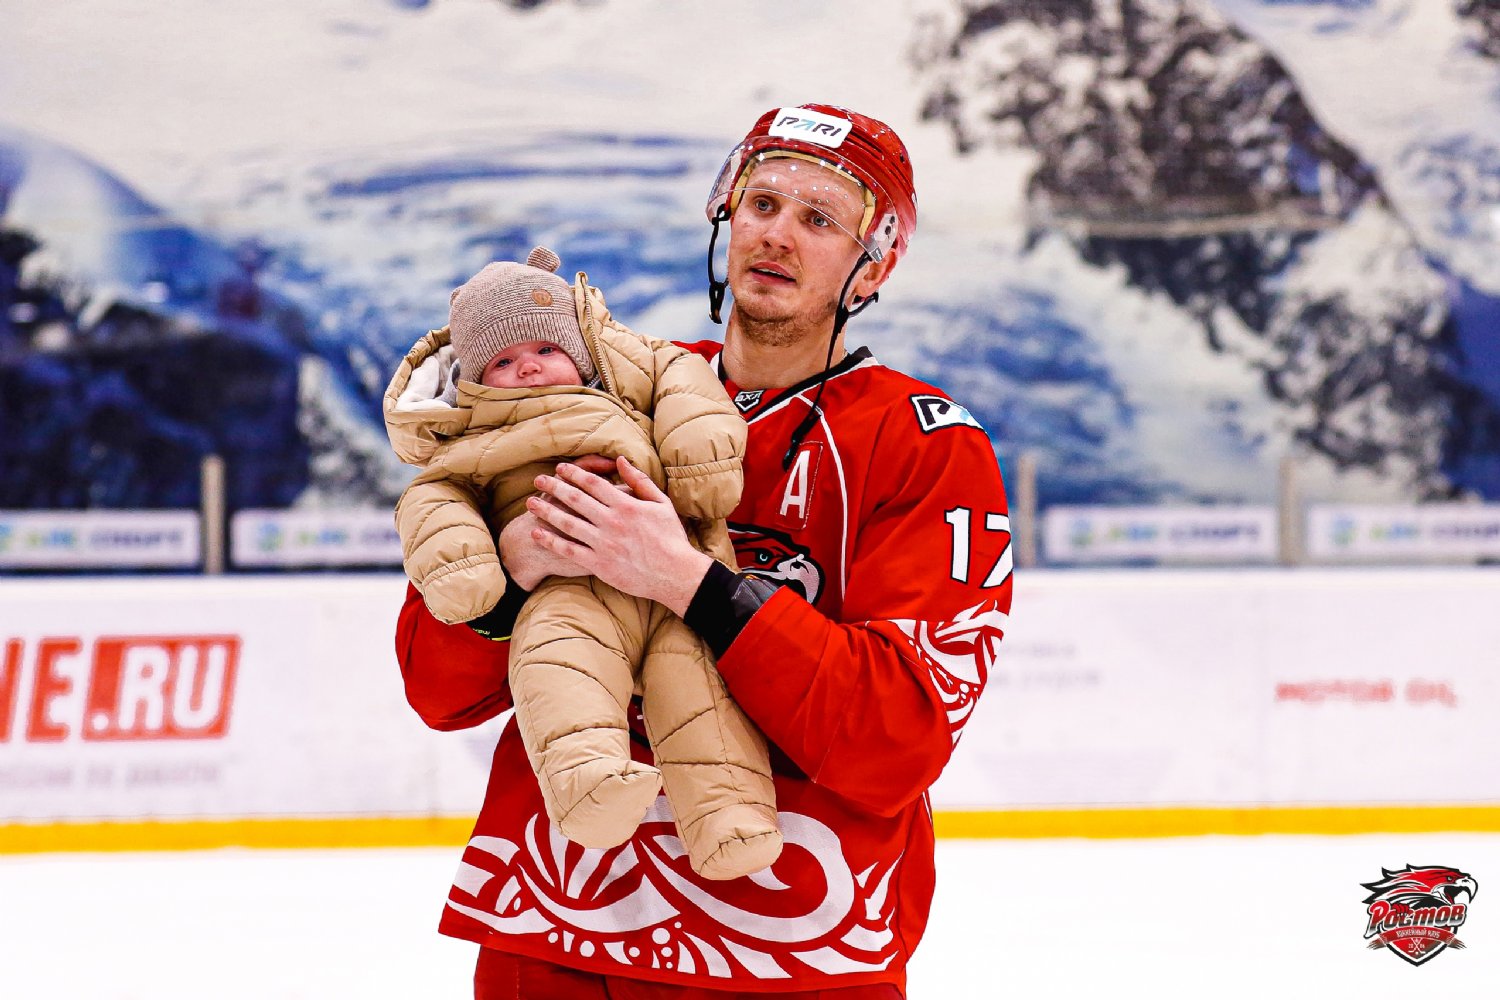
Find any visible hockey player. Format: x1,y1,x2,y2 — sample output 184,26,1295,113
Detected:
395,103,1013,999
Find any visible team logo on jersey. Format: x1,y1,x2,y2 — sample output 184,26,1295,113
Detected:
910,395,984,434
728,523,824,606
1362,864,1478,965
733,389,765,413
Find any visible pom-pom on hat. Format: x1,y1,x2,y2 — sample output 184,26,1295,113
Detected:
448,247,596,385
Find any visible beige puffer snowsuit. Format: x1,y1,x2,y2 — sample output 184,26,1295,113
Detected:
382,274,781,880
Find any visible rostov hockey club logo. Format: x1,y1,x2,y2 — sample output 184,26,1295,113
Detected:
1361,864,1477,965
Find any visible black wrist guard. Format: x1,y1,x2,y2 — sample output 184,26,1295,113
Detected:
684,561,780,657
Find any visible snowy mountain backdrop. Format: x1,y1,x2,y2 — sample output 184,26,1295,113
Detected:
2,0,1497,514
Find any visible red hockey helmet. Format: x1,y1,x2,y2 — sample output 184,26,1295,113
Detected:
706,104,918,265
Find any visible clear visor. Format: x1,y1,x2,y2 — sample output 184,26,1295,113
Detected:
707,147,896,262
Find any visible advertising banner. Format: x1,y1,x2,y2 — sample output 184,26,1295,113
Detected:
934,568,1500,809
0,511,200,570
230,509,403,568
1041,506,1278,563
1306,504,1500,561
3,570,1497,829
0,576,496,822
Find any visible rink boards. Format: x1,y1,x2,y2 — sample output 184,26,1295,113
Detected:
1,570,1497,851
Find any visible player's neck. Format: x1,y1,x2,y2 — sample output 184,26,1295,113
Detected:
721,312,846,390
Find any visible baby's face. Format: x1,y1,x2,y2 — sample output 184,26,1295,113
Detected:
479,340,583,389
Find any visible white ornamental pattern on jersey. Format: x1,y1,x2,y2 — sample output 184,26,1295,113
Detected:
447,798,902,979
892,600,1008,744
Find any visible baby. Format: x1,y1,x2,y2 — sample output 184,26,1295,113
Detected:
383,248,781,880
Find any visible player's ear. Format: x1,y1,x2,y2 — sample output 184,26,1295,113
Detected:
851,255,894,302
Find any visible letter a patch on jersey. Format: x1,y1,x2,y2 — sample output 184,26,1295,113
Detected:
911,394,985,434
773,443,822,531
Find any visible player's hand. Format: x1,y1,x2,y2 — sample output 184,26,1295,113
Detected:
570,454,620,480
526,457,712,616
498,508,589,590
498,454,633,590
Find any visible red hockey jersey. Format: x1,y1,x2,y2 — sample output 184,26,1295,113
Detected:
395,342,1013,993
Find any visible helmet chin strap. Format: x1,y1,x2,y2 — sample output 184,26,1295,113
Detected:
707,206,730,324
782,252,875,470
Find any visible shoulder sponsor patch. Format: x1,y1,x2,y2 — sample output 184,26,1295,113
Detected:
768,107,852,148
911,394,985,434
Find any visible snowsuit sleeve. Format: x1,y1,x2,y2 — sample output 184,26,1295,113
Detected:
714,407,1012,817
648,345,746,522
396,581,514,731
396,473,509,625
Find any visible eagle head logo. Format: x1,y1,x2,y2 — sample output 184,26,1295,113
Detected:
728,522,824,606
1361,864,1477,965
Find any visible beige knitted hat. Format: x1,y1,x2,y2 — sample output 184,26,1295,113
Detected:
448,247,597,385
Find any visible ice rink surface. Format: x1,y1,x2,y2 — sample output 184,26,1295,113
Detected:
3,833,1495,998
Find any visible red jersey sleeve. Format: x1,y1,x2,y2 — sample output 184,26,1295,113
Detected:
396,582,514,731
714,401,1012,816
